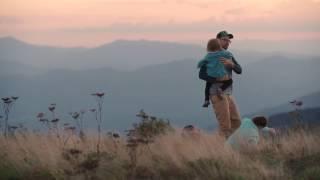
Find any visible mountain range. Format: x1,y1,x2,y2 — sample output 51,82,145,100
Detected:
2,36,316,72
1,37,320,132
268,107,320,128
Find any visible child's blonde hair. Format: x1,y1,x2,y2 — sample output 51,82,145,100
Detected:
207,38,222,52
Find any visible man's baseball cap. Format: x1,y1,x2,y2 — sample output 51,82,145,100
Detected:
216,30,234,39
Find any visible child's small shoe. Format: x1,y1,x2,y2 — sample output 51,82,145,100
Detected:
202,100,210,108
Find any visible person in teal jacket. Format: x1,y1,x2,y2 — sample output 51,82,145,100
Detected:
226,116,269,150
198,38,234,107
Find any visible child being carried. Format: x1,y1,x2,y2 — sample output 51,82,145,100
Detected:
198,38,234,107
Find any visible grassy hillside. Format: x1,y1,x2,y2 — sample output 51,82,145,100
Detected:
0,123,319,180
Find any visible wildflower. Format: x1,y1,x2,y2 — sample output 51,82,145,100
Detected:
51,118,60,123
182,125,200,139
65,126,76,131
68,148,82,155
11,96,19,100
289,100,297,104
96,93,105,97
183,124,195,131
290,100,303,107
48,106,55,112
107,131,120,138
72,112,80,119
136,109,148,118
4,99,12,104
91,92,105,97
1,97,10,102
39,118,48,122
9,126,18,130
295,101,303,106
113,133,120,138
37,112,45,118
125,129,137,139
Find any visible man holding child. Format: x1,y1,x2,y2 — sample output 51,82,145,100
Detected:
198,31,242,138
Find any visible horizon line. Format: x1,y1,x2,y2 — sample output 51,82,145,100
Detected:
1,35,320,49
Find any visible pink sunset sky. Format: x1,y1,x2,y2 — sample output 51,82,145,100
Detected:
1,0,320,47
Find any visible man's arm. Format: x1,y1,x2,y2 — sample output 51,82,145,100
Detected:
220,57,242,74
232,57,242,74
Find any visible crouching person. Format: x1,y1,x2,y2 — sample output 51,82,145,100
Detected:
182,125,201,140
261,127,276,139
226,116,271,150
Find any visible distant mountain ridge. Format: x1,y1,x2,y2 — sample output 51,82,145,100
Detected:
1,36,315,73
1,36,320,132
0,36,204,71
1,56,320,131
246,91,320,117
235,57,320,115
268,107,320,128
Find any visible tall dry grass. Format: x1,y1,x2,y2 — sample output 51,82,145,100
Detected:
0,127,319,180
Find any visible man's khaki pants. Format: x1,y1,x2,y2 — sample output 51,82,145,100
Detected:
210,95,241,138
